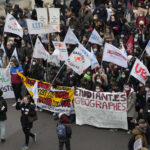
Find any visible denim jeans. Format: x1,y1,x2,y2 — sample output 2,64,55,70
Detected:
148,145,150,150
0,121,6,139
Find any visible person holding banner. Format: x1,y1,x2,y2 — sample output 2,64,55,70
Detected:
10,59,23,106
16,96,37,150
124,83,137,134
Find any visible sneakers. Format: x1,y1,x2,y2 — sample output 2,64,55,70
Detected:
33,133,37,143
12,102,16,107
22,145,28,150
1,139,6,143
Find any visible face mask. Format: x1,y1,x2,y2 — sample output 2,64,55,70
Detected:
96,89,100,92
96,79,101,82
125,87,129,91
32,61,36,65
60,2,64,5
122,75,126,78
139,84,143,87
140,14,143,17
145,88,149,92
93,48,97,52
87,71,90,75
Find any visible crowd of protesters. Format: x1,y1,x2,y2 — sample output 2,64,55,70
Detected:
0,0,150,149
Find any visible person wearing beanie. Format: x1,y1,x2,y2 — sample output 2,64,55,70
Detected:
0,89,7,143
56,113,72,150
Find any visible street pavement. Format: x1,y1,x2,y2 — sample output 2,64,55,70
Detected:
0,0,130,149
0,99,130,150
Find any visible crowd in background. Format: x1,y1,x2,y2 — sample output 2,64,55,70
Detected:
0,0,150,149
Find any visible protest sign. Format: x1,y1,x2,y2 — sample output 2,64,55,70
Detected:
36,8,48,24
102,43,128,68
49,8,60,32
53,41,68,61
4,13,23,37
0,68,15,99
130,58,150,85
26,19,51,34
17,72,74,114
74,88,128,130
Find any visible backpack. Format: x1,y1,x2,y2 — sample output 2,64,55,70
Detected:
128,135,135,150
56,123,66,139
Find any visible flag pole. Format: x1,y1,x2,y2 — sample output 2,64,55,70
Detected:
51,62,65,85
139,50,145,60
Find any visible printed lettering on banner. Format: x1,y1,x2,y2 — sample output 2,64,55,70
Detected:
4,13,23,37
130,59,150,84
65,47,91,75
17,72,74,114
0,68,15,99
74,88,128,130
26,19,51,34
102,43,128,68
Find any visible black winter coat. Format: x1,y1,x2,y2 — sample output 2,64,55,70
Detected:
0,97,7,121
16,102,36,128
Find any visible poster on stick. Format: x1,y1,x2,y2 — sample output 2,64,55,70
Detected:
0,68,15,99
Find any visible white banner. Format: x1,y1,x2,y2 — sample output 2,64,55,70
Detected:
0,68,15,99
26,19,51,34
74,88,128,130
53,41,68,61
49,8,60,32
89,29,103,45
4,13,23,37
65,46,91,75
33,38,50,60
102,43,128,68
130,58,150,85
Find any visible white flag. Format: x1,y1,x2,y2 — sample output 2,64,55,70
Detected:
33,38,50,60
26,19,51,34
91,47,100,69
4,13,23,37
52,41,68,61
145,40,150,56
49,8,60,32
130,58,150,85
64,28,80,45
102,43,128,68
11,48,19,61
32,81,39,105
1,43,6,57
47,49,60,67
89,29,103,45
65,46,91,75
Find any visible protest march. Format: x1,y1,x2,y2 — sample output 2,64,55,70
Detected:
0,0,150,150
